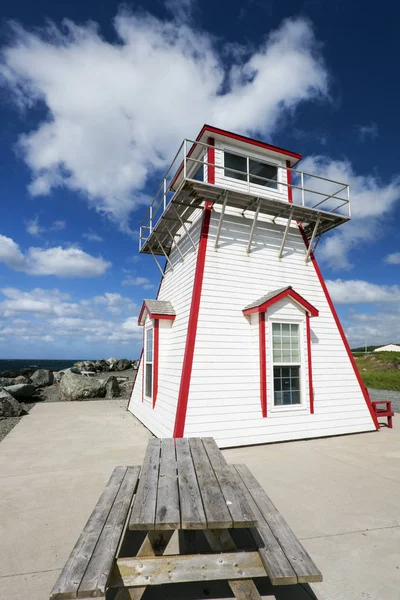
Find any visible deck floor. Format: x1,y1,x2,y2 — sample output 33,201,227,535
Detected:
0,400,399,600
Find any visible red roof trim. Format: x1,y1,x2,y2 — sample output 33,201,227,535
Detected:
198,124,302,163
243,288,319,317
138,302,176,325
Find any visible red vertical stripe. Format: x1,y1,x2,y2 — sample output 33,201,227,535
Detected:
306,313,314,414
153,319,159,408
141,327,145,403
299,226,379,430
259,312,267,418
207,137,215,184
286,159,293,204
173,202,213,438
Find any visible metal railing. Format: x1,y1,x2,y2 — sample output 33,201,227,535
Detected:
139,138,351,251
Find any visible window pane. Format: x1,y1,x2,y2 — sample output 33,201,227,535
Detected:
146,328,153,361
249,159,278,189
274,366,301,406
193,162,204,182
224,152,247,181
145,364,152,398
272,323,280,334
282,323,290,334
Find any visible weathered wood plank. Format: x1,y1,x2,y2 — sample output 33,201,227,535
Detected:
232,465,297,586
129,439,161,530
235,464,323,584
111,552,265,587
155,438,180,530
78,466,141,598
50,466,128,600
202,438,257,528
175,438,207,529
229,579,262,600
189,438,232,528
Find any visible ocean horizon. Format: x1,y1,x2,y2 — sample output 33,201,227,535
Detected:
0,358,85,373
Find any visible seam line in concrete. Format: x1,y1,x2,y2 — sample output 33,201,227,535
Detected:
300,523,400,542
0,567,60,579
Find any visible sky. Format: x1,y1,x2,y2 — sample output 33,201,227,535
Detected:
0,0,399,359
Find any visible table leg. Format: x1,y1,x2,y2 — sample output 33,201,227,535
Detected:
114,530,174,600
204,529,262,600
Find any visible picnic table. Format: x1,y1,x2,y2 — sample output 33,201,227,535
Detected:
50,437,322,600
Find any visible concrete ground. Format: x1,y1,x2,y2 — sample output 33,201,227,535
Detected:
0,402,399,600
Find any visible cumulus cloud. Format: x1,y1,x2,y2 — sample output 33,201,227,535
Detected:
83,231,103,242
384,252,400,265
0,14,328,225
26,216,66,237
0,233,111,277
122,275,154,289
326,279,400,304
299,156,400,270
0,287,79,317
345,308,400,348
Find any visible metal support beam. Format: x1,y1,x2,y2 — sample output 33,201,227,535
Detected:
153,233,174,272
149,248,165,277
305,214,321,262
246,199,261,255
165,224,185,262
278,206,295,259
172,203,197,252
214,191,229,250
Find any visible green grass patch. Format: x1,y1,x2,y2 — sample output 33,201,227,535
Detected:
360,371,400,392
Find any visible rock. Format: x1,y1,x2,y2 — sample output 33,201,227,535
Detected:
0,389,24,418
31,369,54,388
105,376,120,398
119,380,133,398
4,384,36,399
0,377,14,388
13,375,31,384
53,371,63,383
60,371,106,401
94,359,109,372
60,367,81,377
106,357,118,370
73,361,86,370
115,359,132,371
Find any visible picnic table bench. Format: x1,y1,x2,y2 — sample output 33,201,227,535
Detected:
50,437,322,600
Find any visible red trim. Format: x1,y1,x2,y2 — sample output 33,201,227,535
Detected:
173,202,212,438
199,125,302,163
138,302,176,325
153,319,159,408
207,137,215,184
150,313,175,321
286,159,293,204
141,328,145,403
306,313,314,414
243,288,319,317
259,313,267,418
298,226,379,430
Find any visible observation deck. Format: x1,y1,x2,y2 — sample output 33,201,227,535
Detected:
139,136,351,258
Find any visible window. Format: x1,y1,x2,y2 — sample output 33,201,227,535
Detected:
224,151,278,189
145,326,153,399
272,323,301,406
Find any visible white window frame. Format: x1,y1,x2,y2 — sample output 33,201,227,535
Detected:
144,321,154,401
221,145,283,194
269,317,307,412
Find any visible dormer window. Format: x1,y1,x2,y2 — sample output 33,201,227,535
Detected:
224,151,278,189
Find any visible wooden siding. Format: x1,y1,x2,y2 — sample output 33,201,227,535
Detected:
184,206,376,447
127,210,203,437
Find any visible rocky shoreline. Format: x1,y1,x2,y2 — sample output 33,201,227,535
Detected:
0,357,138,443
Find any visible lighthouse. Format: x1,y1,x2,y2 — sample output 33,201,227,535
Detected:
128,124,378,448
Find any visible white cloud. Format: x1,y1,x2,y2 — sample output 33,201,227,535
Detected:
0,14,328,225
0,287,79,317
165,0,195,22
299,156,400,270
326,279,400,304
122,275,154,289
0,233,111,277
92,292,136,314
384,252,400,265
26,216,66,237
356,122,378,141
83,231,103,242
344,308,400,348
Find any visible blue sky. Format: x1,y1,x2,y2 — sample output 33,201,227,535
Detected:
0,0,399,359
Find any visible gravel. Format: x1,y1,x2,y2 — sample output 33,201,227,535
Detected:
368,388,400,413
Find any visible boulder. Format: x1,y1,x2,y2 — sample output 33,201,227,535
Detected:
60,371,106,401
31,369,54,388
115,359,132,371
94,359,109,372
0,389,24,418
0,377,14,388
105,376,120,398
4,384,36,400
106,357,118,370
13,375,31,385
119,380,133,398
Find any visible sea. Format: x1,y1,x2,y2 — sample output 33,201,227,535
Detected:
0,359,83,375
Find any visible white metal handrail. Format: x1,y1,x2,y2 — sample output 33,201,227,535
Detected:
139,138,351,251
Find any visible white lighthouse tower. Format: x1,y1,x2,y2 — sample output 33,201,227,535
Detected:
128,125,378,448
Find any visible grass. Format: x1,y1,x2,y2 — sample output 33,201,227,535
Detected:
353,351,400,391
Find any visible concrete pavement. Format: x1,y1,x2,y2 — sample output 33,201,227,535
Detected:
0,400,399,600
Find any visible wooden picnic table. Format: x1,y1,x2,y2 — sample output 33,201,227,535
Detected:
50,437,322,600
